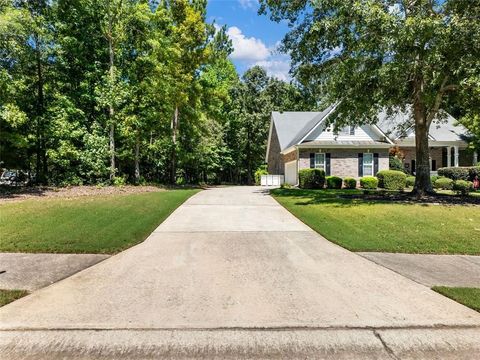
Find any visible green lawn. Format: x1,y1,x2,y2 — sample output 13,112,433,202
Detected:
432,287,480,312
0,189,199,254
0,289,28,307
272,188,480,254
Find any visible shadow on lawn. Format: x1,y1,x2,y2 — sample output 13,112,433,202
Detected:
271,188,480,207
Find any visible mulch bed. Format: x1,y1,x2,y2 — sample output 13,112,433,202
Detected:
340,191,480,205
0,185,167,202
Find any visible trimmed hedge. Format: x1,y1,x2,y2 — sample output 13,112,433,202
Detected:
437,166,480,181
343,177,357,189
453,180,473,195
360,176,378,189
434,177,454,190
406,176,415,187
299,169,326,189
377,170,407,190
326,176,343,189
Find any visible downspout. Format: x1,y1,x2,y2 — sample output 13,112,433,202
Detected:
296,146,300,186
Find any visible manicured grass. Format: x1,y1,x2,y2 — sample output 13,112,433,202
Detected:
272,188,480,254
0,189,199,254
432,287,480,312
0,289,28,307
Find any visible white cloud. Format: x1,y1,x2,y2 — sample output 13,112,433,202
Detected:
238,0,258,10
227,26,270,61
254,57,291,81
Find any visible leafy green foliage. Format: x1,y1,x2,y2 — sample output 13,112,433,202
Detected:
260,0,480,194
343,177,357,189
389,155,404,172
434,177,454,190
299,169,325,189
377,170,407,190
452,180,473,195
438,167,480,181
360,176,378,190
254,165,268,185
406,176,416,188
326,176,342,189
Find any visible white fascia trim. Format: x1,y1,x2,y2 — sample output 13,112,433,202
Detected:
373,125,395,145
297,105,338,145
265,115,274,163
280,146,297,155
297,144,392,149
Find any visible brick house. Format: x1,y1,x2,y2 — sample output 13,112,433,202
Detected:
266,106,477,185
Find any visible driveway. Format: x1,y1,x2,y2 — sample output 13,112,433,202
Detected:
1,186,479,359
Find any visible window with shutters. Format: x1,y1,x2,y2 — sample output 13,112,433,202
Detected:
363,153,373,176
315,153,325,170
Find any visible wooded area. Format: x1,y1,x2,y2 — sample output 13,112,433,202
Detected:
1,0,314,186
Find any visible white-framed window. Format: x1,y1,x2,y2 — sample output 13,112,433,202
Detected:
363,153,374,176
339,126,355,136
315,153,325,170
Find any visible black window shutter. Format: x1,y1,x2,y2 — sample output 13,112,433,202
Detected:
358,153,363,177
310,153,315,168
326,153,331,176
374,153,379,175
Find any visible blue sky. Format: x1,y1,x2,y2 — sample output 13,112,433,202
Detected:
206,0,291,80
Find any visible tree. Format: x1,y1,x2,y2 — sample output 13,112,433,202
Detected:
260,0,480,196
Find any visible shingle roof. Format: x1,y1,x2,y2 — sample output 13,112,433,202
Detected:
271,106,334,151
376,108,468,142
272,107,468,152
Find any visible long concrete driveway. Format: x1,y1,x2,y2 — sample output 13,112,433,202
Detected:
1,186,480,359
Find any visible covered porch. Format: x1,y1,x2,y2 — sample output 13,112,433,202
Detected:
398,143,478,175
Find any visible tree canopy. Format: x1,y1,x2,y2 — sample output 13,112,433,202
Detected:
260,0,480,194
1,0,313,186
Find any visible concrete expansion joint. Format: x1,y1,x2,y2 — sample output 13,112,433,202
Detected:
373,330,400,360
2,324,480,332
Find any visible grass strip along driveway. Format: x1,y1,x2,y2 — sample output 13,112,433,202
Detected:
271,189,480,255
0,290,28,307
0,189,199,254
433,287,480,312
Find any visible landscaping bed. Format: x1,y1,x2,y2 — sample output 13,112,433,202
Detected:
0,185,169,203
271,188,480,255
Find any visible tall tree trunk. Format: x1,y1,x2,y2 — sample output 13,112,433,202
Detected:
34,33,45,184
412,104,433,196
134,131,140,184
108,9,116,181
170,106,179,184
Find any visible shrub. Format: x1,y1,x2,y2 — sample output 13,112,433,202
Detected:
453,180,473,195
377,170,407,190
434,177,454,190
280,182,292,189
360,176,378,189
389,155,404,172
343,177,357,189
299,169,325,189
406,176,415,187
254,165,268,185
430,175,440,184
468,167,480,180
326,176,342,189
437,166,480,181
